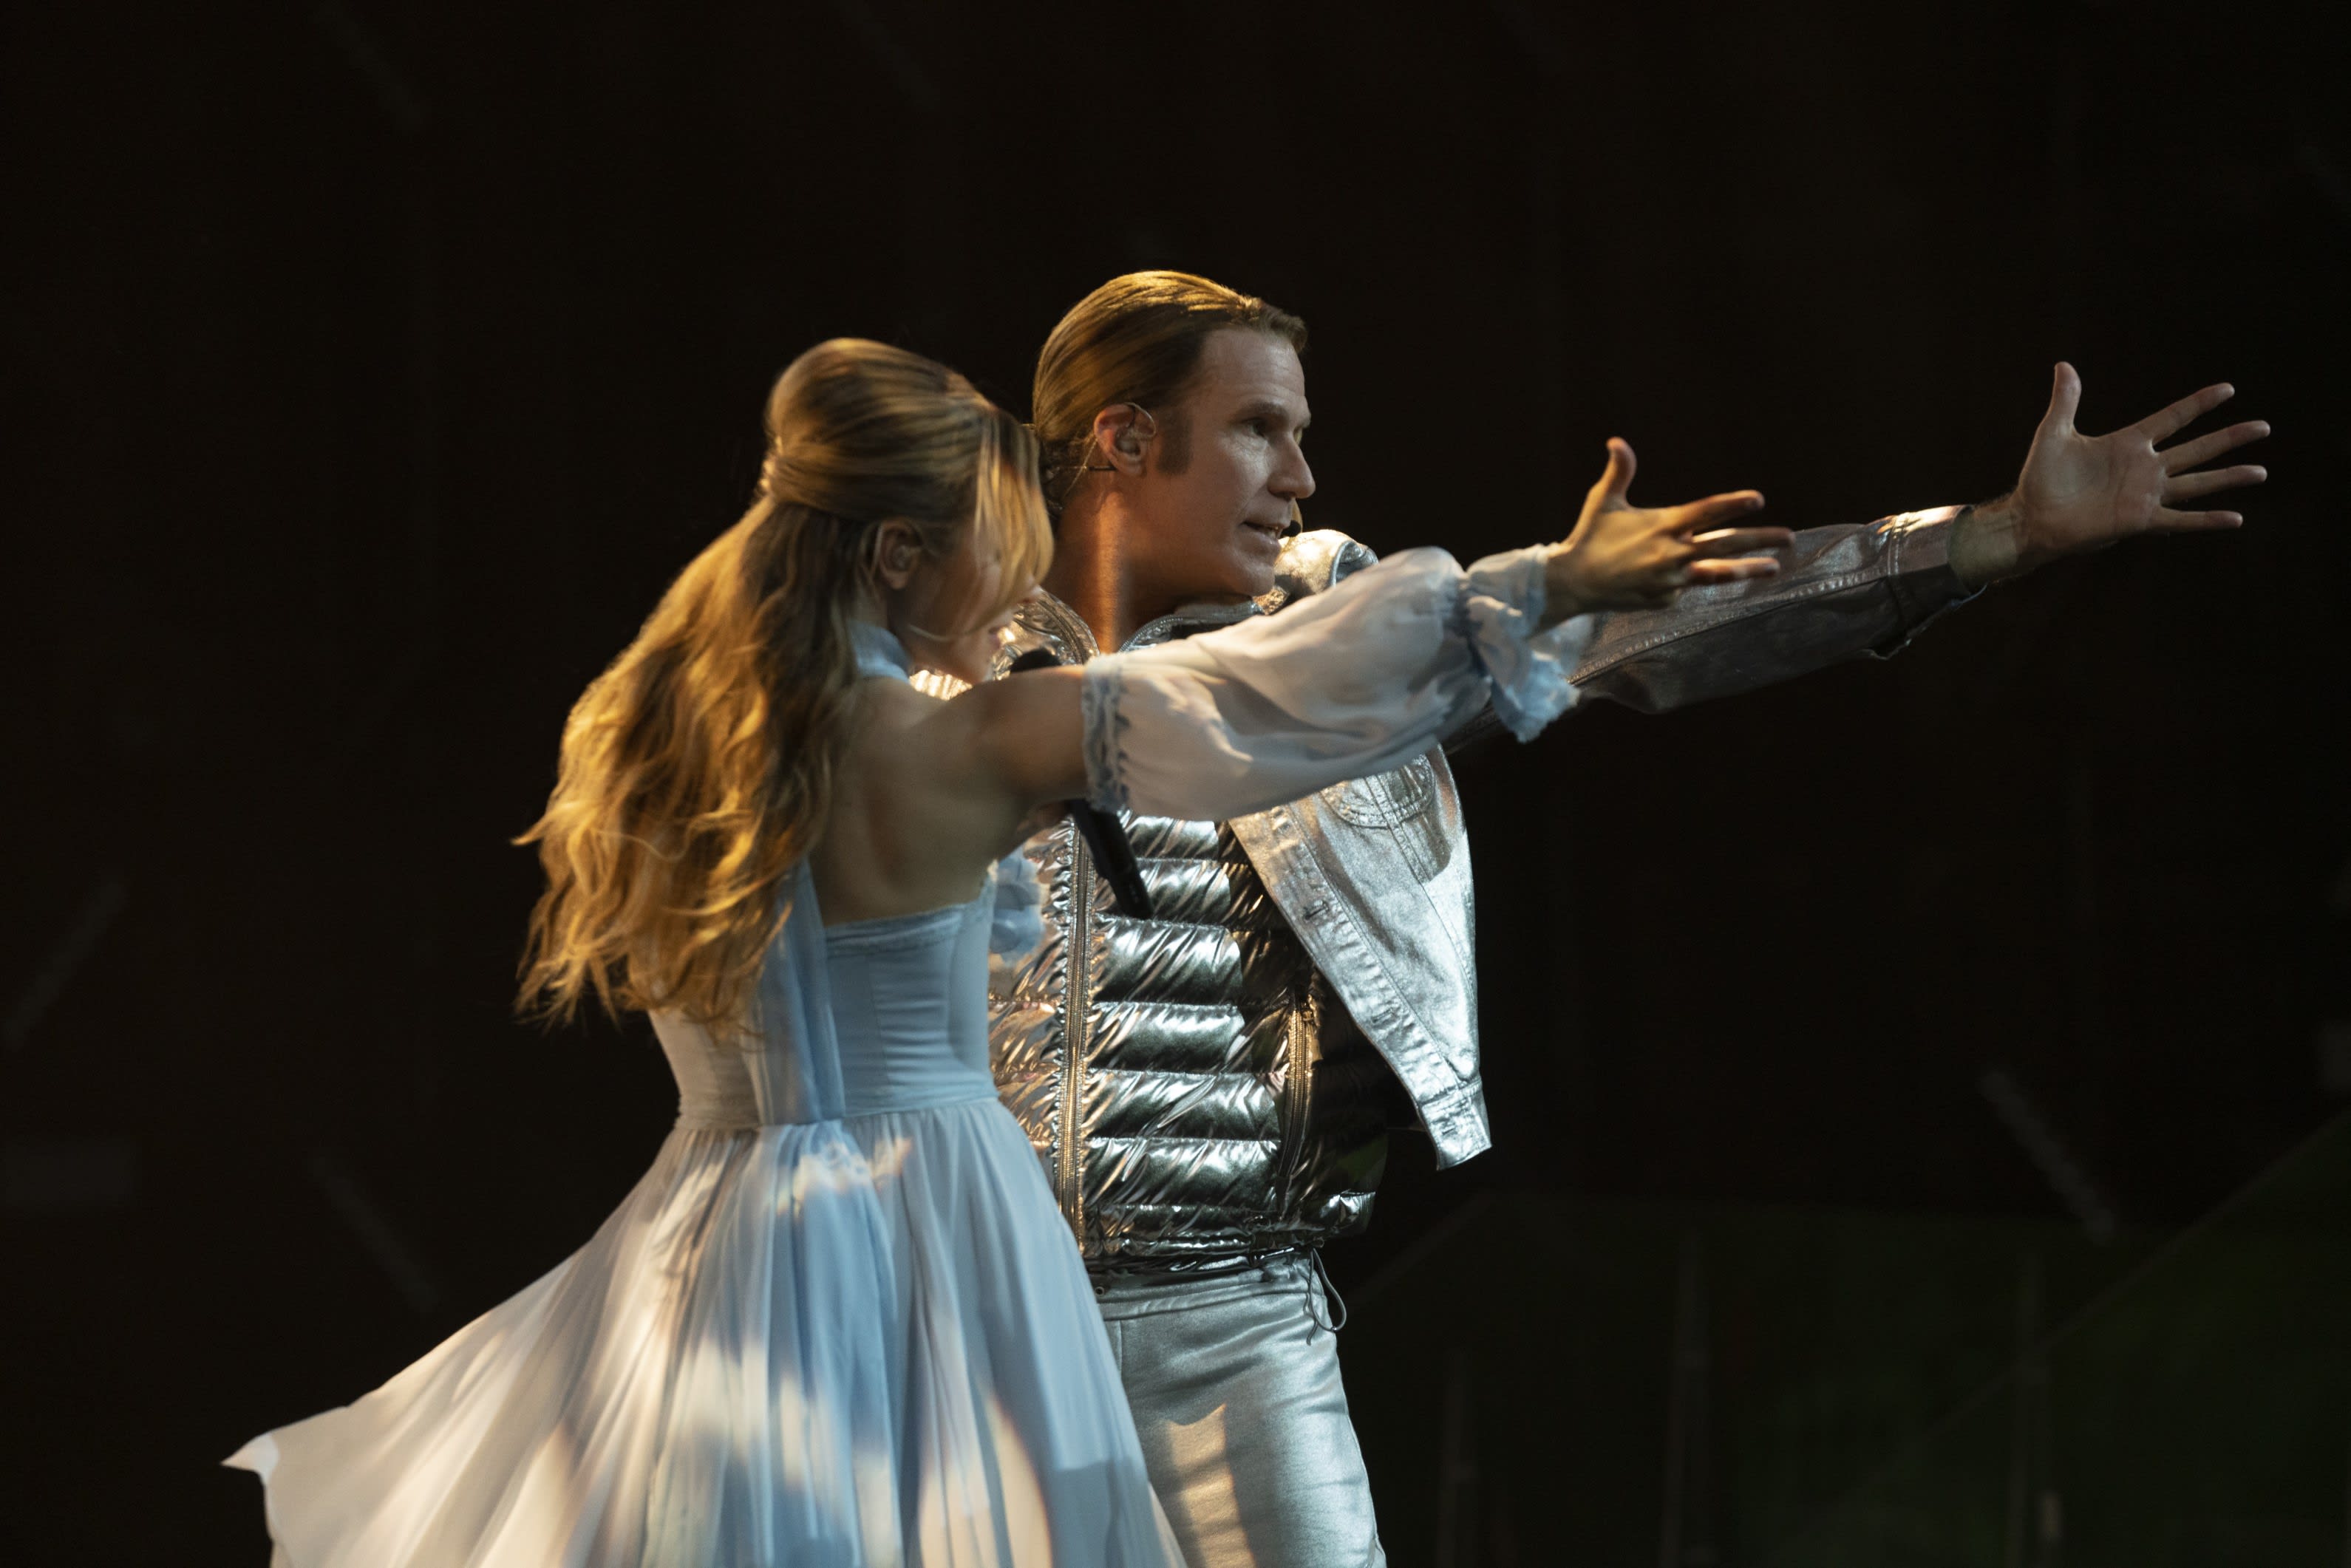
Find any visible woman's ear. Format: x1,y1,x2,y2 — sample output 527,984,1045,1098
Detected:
1088,403,1158,477
871,519,922,591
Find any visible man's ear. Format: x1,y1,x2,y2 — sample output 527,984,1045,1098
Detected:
1089,403,1158,477
871,519,922,591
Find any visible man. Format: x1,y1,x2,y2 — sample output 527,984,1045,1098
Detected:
987,270,2267,1567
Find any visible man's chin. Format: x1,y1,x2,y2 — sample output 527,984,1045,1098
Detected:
1226,541,1282,598
1224,566,1279,603
1157,551,1278,615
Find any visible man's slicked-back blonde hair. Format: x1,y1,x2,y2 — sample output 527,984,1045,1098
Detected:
1031,270,1305,518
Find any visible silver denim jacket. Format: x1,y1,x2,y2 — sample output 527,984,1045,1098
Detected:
1007,509,1971,1171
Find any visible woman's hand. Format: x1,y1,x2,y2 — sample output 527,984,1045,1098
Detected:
1543,439,1792,621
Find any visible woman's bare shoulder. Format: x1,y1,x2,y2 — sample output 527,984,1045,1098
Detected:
810,681,998,921
836,668,1084,841
838,681,950,790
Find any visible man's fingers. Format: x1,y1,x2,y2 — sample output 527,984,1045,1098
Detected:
2162,419,2270,472
2162,464,2267,503
1688,525,1795,558
2151,505,2245,532
2041,361,2083,436
2134,382,2234,443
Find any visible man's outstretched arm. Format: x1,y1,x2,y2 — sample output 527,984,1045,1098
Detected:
1559,364,2269,715
1944,365,2266,584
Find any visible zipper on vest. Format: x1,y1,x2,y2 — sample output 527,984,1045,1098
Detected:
1273,989,1318,1204
1057,825,1094,1238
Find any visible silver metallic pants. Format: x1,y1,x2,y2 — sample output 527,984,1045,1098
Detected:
1093,1254,1387,1568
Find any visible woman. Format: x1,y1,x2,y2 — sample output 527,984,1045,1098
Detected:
225,338,1781,1565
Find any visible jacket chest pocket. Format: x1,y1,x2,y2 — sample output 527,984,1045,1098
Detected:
1319,754,1449,882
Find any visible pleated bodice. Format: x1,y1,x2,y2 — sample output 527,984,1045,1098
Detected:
653,889,998,1130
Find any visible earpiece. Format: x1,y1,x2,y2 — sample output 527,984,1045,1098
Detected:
1083,403,1157,474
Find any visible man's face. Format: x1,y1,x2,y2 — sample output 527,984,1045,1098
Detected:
1125,327,1316,608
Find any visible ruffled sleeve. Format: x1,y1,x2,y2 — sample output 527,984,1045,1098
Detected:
987,848,1044,958
1081,545,1593,822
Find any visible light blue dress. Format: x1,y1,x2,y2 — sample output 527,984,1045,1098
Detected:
225,548,1588,1566
226,630,1180,1567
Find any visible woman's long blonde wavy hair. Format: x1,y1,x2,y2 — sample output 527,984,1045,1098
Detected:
517,338,1051,1029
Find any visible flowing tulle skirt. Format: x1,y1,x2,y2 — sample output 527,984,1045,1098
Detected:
228,1098,1180,1567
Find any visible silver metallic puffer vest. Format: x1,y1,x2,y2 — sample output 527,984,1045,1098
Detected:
989,515,1972,1272
990,559,1401,1272
990,804,1397,1270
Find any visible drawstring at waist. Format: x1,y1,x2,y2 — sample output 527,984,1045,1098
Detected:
1307,1247,1348,1333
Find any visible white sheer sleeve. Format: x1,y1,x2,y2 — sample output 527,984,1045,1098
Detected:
1081,545,1596,821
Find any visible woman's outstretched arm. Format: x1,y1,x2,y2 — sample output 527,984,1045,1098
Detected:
932,469,1785,836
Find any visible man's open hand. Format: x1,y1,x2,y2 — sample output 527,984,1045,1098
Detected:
1543,438,1794,621
1953,364,2270,585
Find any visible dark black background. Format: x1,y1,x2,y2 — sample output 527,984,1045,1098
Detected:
5,1,2346,1561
